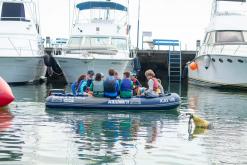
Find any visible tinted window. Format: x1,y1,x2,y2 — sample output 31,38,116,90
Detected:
1,3,26,21
216,31,244,43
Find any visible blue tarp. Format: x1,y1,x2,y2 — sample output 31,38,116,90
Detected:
76,1,127,11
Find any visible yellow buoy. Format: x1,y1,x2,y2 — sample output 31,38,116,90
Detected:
192,114,210,129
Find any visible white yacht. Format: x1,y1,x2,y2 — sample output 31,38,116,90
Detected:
0,0,46,84
188,0,247,88
54,0,134,83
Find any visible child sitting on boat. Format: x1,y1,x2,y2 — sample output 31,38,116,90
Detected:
71,74,88,95
144,69,164,97
90,73,104,97
120,71,133,98
130,73,142,96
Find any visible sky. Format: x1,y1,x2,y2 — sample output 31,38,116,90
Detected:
38,0,213,50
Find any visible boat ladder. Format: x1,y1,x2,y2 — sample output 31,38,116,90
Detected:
168,50,182,82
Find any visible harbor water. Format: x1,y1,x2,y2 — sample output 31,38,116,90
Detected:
1,82,247,165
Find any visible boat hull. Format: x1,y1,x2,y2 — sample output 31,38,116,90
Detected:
188,55,247,88
46,93,181,110
55,57,133,83
0,56,46,84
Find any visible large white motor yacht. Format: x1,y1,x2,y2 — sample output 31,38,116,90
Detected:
0,0,46,84
189,0,247,88
54,0,134,83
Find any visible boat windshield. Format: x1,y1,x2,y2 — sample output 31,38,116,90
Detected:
111,38,127,50
216,31,244,43
68,37,82,48
68,36,127,50
84,37,109,47
204,30,247,44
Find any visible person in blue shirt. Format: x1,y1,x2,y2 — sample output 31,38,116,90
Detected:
103,69,120,98
71,74,87,95
120,71,133,98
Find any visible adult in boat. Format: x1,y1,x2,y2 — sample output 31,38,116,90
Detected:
104,69,120,98
130,73,142,96
144,69,164,97
86,70,95,88
120,71,133,98
71,74,88,95
90,73,104,97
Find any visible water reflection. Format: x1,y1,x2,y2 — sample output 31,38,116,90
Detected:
186,84,247,164
10,84,49,102
0,107,23,162
46,110,179,164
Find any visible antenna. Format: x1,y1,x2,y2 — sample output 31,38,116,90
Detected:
136,0,140,49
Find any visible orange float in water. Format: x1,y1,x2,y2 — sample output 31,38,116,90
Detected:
189,62,198,71
0,77,15,107
0,107,13,132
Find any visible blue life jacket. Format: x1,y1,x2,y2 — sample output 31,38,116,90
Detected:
87,79,93,87
71,82,77,95
104,78,117,93
78,80,87,93
104,76,119,97
120,79,132,92
71,80,87,95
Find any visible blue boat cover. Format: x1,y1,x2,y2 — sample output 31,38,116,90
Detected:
76,1,127,11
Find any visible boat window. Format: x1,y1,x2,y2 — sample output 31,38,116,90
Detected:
219,58,223,63
1,2,28,21
212,58,216,62
68,37,83,48
207,32,215,44
227,59,233,63
238,59,244,63
111,38,127,50
216,31,244,43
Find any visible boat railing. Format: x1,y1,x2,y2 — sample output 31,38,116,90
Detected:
200,43,247,56
0,36,41,56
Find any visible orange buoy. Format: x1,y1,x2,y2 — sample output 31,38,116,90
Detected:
0,77,15,107
189,62,198,71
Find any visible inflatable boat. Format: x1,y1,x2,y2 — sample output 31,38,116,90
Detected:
46,90,181,110
0,77,15,107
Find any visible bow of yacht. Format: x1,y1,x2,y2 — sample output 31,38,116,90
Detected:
0,0,46,84
54,1,134,83
189,0,247,88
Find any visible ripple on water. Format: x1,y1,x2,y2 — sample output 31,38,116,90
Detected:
0,84,246,164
